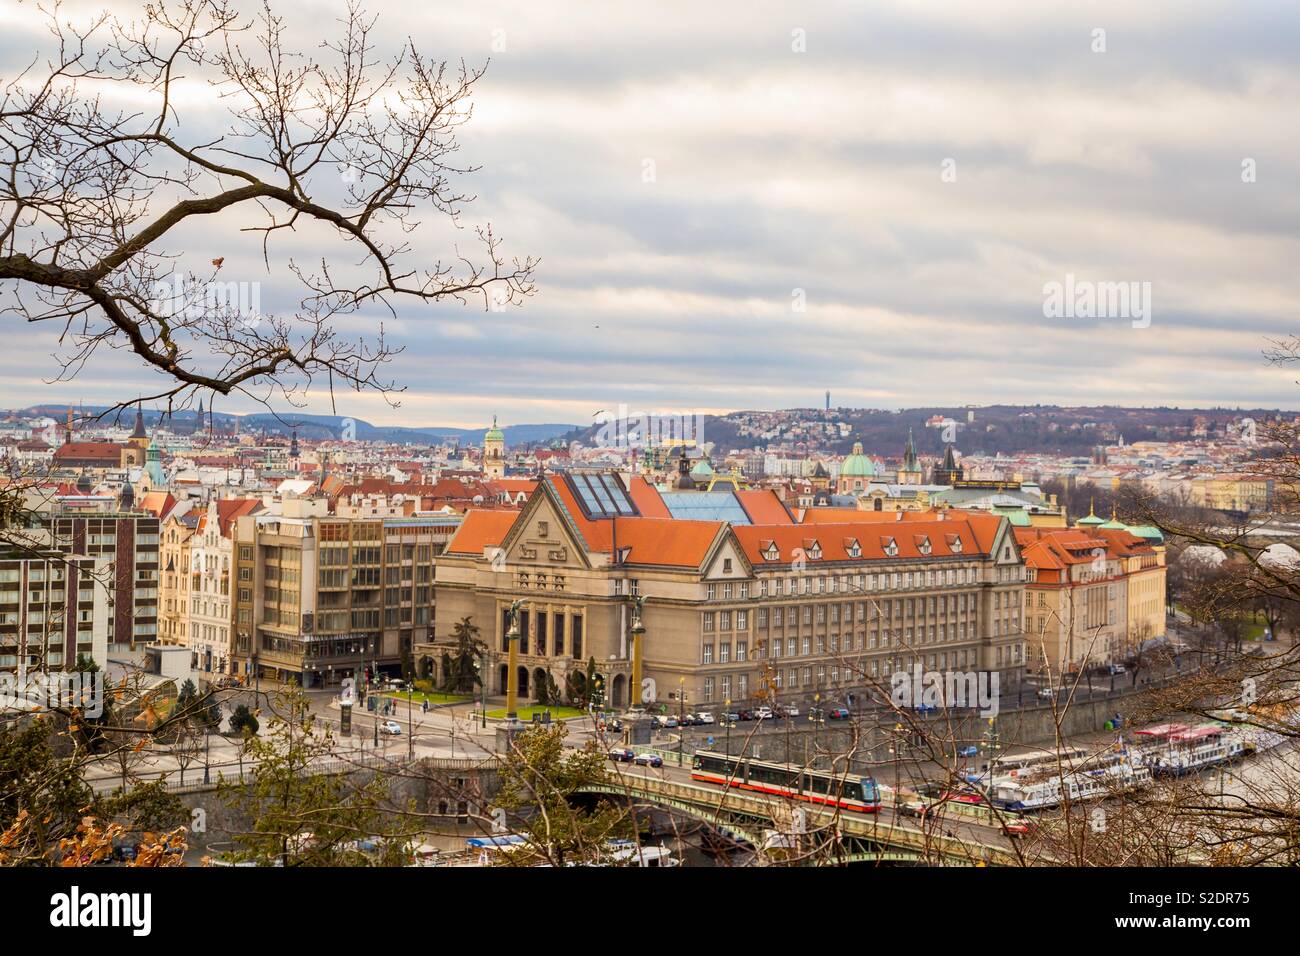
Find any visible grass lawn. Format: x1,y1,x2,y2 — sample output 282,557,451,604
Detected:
484,705,586,720
381,690,469,705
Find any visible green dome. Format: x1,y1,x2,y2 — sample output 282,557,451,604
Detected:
484,416,505,443
690,459,715,478
1076,500,1105,526
840,442,877,478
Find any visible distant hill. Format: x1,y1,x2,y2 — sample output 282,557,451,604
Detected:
557,404,1300,458
8,405,576,448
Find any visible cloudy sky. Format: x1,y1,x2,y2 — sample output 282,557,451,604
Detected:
3,0,1300,427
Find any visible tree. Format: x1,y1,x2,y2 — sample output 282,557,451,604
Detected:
229,704,259,737
441,616,485,695
492,725,633,866
0,1,535,417
220,689,416,866
0,718,95,865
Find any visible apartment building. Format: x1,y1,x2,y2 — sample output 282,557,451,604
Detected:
231,504,460,687
1017,525,1165,675
159,505,198,647
186,498,260,679
427,473,1029,711
50,511,160,652
0,548,107,676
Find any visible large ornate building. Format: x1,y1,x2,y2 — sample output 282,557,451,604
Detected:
425,472,1030,710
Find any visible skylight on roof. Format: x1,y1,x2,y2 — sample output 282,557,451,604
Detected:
566,473,638,519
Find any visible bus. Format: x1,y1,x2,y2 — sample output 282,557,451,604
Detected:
691,751,882,813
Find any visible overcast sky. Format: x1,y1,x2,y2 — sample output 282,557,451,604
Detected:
3,0,1300,427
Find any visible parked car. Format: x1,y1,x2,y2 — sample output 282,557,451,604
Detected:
1109,663,1127,675
663,716,679,729
651,715,665,729
379,720,402,735
696,711,715,724
828,707,851,720
737,709,756,721
608,747,636,763
1002,820,1033,839
721,712,740,723
957,745,979,758
755,706,774,720
784,705,800,718
1037,687,1056,699
633,752,664,768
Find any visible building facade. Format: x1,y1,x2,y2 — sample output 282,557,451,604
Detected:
427,474,1029,711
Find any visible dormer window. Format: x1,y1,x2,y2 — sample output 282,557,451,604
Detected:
882,536,898,557
761,541,780,562
805,540,822,560
917,535,932,556
947,534,963,554
844,537,862,558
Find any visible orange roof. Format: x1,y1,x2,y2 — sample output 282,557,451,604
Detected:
138,491,176,517
445,510,520,555
733,516,987,567
736,489,794,525
626,476,671,518
215,498,261,536
546,475,723,567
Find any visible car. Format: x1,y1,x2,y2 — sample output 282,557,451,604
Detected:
828,707,851,720
721,712,740,723
755,706,774,720
633,752,664,767
784,705,800,718
735,709,754,721
1002,820,1033,839
957,745,979,758
607,747,636,762
379,720,402,735
1109,663,1127,675
598,718,624,733
696,711,715,724
663,716,679,729
899,800,932,818
651,715,665,729
1038,687,1056,699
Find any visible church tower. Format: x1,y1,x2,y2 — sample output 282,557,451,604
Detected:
933,442,964,485
483,416,506,480
898,427,923,485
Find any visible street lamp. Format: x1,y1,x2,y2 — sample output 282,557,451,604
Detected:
677,677,687,767
724,698,732,757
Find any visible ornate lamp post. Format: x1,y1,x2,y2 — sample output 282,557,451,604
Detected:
625,596,655,746
629,595,646,711
496,599,527,751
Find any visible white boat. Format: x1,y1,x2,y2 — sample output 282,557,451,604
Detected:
990,750,1151,811
1137,724,1249,777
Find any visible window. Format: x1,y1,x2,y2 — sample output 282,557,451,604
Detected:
736,640,747,661
702,644,714,664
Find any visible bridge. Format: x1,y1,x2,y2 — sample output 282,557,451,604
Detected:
580,773,1022,866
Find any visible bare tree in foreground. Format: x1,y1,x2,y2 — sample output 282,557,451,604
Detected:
1,0,536,418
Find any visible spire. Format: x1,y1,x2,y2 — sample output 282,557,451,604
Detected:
903,427,918,471
131,403,147,439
